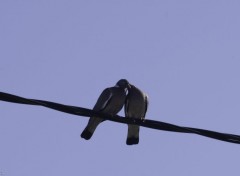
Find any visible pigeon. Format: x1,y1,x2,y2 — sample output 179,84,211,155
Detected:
81,79,130,140
125,84,148,145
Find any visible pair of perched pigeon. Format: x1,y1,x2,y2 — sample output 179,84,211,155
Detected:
81,79,148,145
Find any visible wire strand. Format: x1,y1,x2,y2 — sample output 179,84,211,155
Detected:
1,91,240,144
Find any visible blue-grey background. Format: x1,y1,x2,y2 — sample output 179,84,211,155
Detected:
1,1,240,175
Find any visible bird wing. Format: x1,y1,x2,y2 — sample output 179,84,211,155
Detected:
93,88,113,111
124,94,130,117
143,94,149,118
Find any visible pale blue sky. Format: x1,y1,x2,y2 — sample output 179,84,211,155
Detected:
1,1,240,176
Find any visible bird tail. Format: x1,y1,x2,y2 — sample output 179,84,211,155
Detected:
81,128,93,140
126,125,140,145
81,117,103,140
126,137,139,145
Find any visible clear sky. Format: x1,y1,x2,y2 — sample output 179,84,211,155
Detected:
1,1,240,176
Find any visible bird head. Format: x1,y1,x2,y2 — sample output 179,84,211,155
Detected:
116,79,131,89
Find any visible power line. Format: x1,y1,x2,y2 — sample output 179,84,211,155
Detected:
1,91,240,144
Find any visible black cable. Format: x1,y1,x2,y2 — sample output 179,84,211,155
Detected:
1,91,240,144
